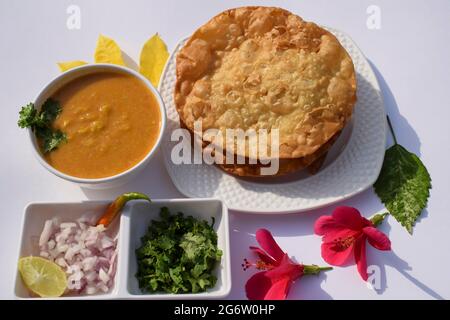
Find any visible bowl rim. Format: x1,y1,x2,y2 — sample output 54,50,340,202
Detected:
28,63,167,184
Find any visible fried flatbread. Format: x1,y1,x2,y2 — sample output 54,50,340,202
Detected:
179,118,340,177
175,6,356,160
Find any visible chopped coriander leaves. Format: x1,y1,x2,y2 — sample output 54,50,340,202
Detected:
41,129,67,153
40,98,62,123
135,207,222,294
18,99,66,153
18,103,39,128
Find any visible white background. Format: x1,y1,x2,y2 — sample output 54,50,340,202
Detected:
1,0,449,299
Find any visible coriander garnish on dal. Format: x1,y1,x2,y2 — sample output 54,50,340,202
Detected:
18,99,67,153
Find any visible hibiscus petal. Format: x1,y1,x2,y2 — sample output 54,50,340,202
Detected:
249,246,278,265
245,271,293,300
315,217,359,243
314,215,342,235
363,227,391,251
354,238,368,281
332,206,367,230
321,241,354,266
265,254,303,281
245,271,272,300
264,276,292,300
255,229,285,263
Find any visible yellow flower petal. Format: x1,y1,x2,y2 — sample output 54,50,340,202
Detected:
139,33,169,87
94,34,125,65
57,60,88,72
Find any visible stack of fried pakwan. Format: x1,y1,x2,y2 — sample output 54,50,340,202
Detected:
175,6,356,177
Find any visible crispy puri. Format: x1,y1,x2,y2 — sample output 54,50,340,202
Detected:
179,118,340,177
215,130,340,177
175,6,356,160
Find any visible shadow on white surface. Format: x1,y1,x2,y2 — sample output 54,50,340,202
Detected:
374,250,444,300
287,273,333,300
368,213,442,299
369,60,422,156
80,150,183,200
121,51,139,71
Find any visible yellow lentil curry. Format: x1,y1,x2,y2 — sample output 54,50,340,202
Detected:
43,72,161,178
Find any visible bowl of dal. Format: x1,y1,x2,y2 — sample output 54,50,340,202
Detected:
29,64,166,189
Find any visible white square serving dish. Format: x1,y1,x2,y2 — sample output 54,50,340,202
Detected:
14,198,231,299
118,198,231,299
14,201,119,299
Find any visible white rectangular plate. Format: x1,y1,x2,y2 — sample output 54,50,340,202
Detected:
15,199,231,299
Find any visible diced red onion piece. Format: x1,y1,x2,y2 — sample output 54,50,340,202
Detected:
37,215,118,296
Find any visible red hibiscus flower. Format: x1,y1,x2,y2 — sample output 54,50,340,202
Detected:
243,228,332,300
314,206,391,281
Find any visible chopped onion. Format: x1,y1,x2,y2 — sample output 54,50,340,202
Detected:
38,216,118,295
39,220,53,247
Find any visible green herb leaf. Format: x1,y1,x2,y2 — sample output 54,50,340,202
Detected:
18,103,38,128
40,98,62,123
42,130,67,153
17,99,66,153
135,207,222,294
373,119,431,233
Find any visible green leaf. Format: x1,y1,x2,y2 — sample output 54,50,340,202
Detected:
374,144,431,233
40,98,62,123
18,103,38,128
42,130,67,153
17,100,66,153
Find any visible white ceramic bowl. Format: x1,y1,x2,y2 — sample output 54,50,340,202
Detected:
14,198,231,299
29,64,167,189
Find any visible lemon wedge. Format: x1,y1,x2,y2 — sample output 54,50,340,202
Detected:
18,256,67,297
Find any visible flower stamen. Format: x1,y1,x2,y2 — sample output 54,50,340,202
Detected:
333,236,355,250
242,258,274,271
